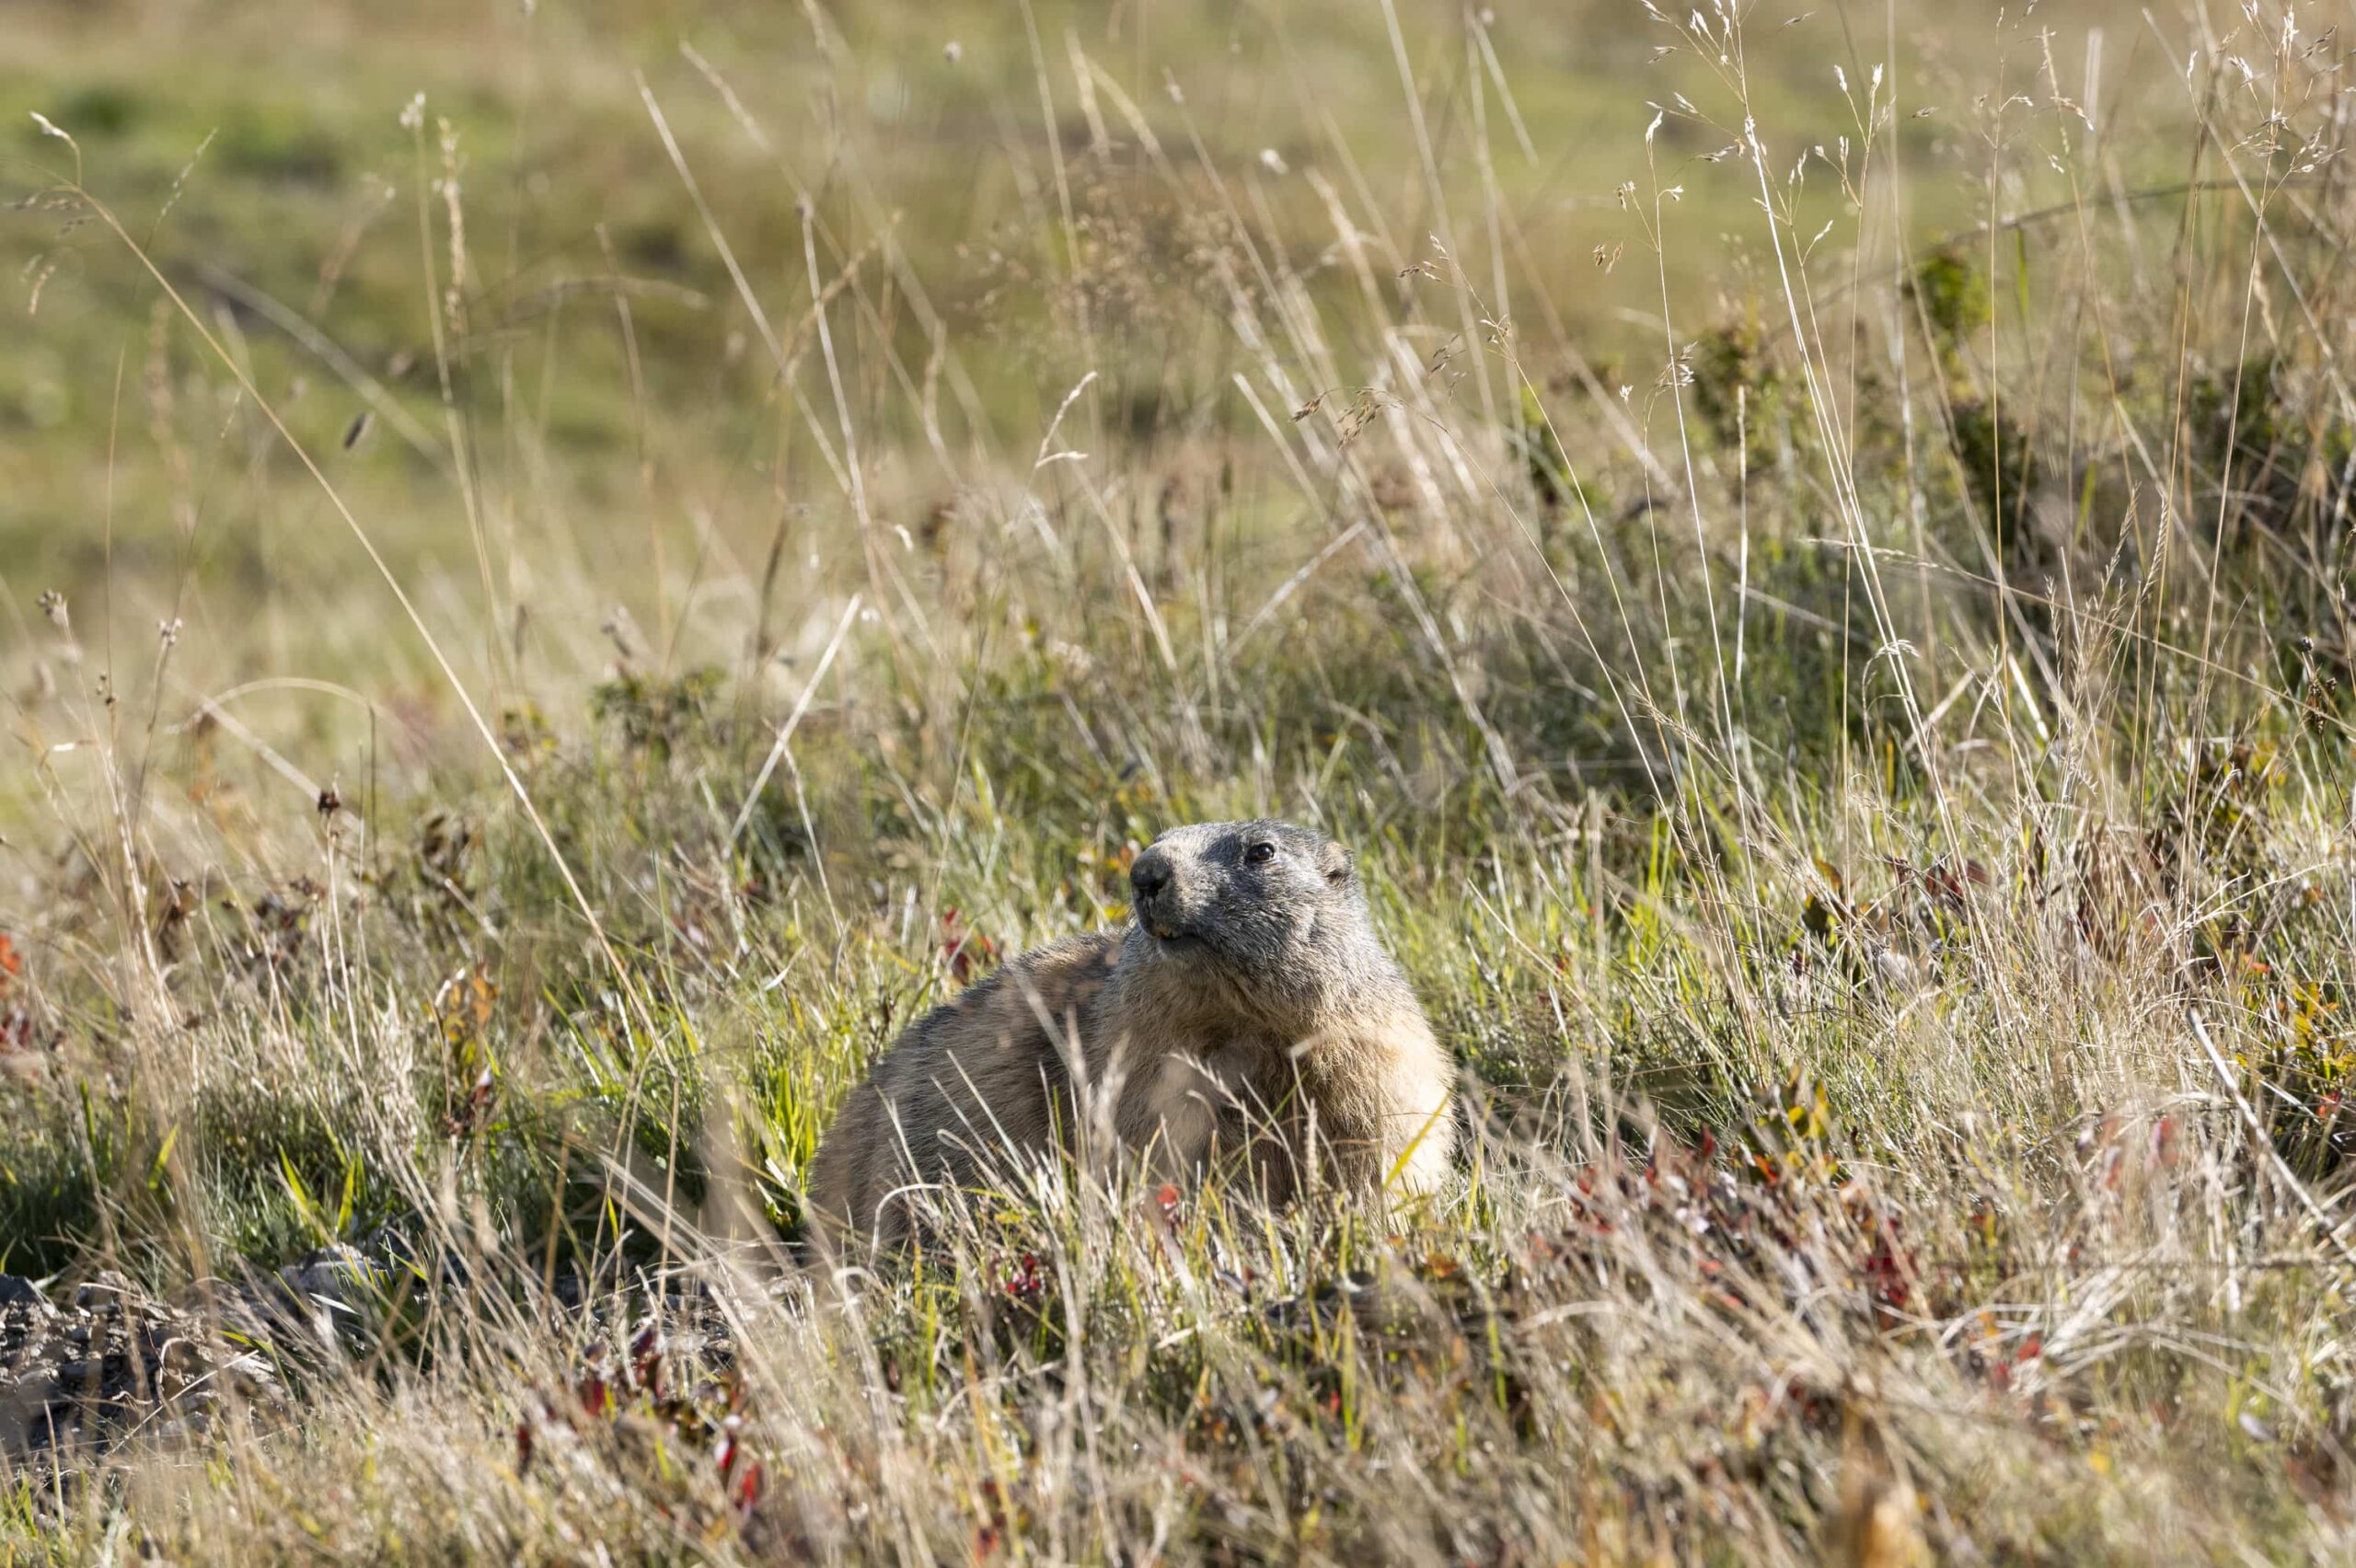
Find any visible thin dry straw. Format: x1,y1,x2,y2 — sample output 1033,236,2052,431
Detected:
71,185,675,1065
635,74,853,499
728,595,861,847
2189,1009,2356,1277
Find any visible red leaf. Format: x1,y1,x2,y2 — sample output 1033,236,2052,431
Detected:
734,1460,764,1517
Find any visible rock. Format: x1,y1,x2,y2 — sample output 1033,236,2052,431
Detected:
251,1243,395,1355
73,1270,134,1310
0,1238,753,1478
0,1368,64,1456
149,1333,205,1375
280,1244,384,1310
0,1269,289,1470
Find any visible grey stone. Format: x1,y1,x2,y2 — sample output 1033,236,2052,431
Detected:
72,1270,133,1309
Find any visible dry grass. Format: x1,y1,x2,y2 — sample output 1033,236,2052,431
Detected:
4,0,2356,1560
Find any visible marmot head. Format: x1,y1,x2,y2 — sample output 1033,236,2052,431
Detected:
1126,820,1384,1022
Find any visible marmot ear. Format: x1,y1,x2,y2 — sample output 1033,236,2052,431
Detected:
1319,839,1354,885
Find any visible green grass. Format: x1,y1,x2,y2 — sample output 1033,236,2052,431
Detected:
4,0,2356,1560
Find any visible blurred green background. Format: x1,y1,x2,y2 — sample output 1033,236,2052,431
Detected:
0,0,2171,697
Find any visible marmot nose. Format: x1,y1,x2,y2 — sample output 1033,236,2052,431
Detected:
1129,850,1172,905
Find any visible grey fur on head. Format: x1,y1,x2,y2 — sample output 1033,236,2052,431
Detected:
1121,819,1393,1032
803,820,1456,1255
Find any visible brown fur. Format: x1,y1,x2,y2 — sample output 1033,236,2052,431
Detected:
803,822,1455,1254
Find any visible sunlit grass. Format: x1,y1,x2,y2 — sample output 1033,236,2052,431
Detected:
3,0,2354,1560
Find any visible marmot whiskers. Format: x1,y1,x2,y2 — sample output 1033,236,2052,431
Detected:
804,821,1455,1253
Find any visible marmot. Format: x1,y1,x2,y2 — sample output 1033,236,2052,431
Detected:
804,820,1455,1253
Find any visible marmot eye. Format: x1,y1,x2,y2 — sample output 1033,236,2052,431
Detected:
1244,841,1276,866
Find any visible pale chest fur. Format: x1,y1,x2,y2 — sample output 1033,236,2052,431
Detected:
1096,1010,1452,1195
1111,1035,1272,1176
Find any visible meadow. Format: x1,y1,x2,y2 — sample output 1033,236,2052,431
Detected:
3,0,2354,1559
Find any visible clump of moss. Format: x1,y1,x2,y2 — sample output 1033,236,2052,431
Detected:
1906,248,1989,376
1948,398,2040,567
592,666,724,764
2188,354,2356,562
1689,308,1790,472
1514,380,1577,515
1903,250,2052,586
